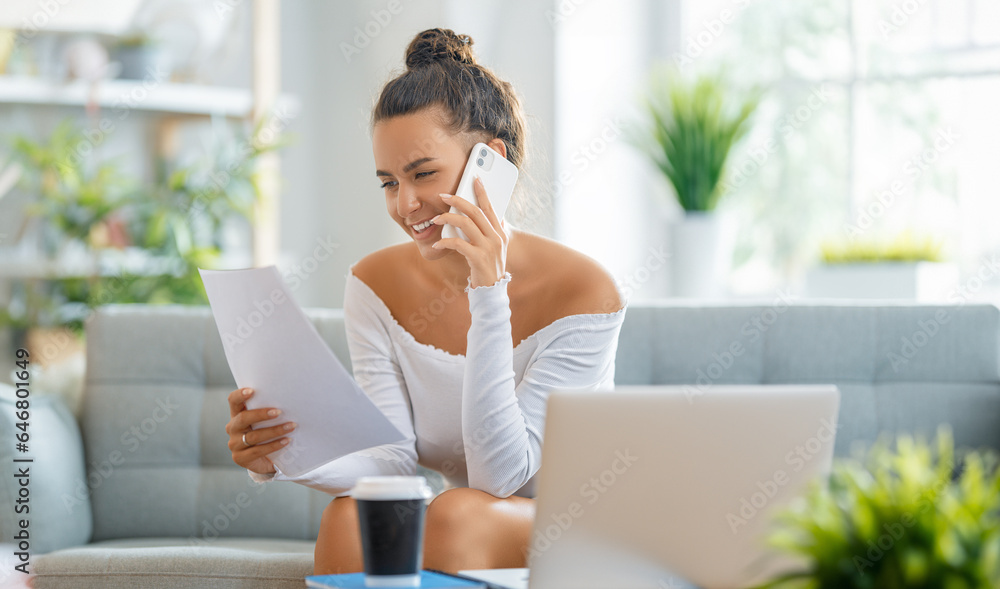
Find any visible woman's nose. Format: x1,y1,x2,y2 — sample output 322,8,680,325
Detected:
397,185,423,216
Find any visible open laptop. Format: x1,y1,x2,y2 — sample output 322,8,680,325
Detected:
460,385,840,589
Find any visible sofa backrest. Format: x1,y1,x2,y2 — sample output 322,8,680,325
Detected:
615,302,1000,456
81,302,1000,542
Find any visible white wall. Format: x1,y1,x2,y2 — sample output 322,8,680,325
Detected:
553,0,682,300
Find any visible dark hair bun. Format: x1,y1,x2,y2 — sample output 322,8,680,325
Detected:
405,28,476,69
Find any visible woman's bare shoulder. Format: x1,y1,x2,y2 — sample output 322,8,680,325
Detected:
350,243,415,295
513,232,624,316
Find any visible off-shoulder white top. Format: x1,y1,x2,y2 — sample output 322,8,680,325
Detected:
249,263,627,498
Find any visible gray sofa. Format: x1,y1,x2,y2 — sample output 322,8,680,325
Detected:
5,301,1000,588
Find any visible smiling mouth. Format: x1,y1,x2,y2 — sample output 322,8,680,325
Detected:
411,219,436,233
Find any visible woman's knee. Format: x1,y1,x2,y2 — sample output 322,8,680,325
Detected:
424,488,535,571
321,496,358,531
423,488,489,569
425,487,487,537
315,496,363,575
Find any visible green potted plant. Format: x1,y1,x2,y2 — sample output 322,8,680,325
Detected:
806,231,958,300
112,33,171,81
757,427,1000,588
114,115,286,306
2,120,133,364
1,117,284,346
11,120,133,258
636,66,758,297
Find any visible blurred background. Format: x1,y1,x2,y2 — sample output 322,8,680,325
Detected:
0,0,998,395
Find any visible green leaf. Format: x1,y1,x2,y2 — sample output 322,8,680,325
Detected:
7,115,284,327
761,427,1000,587
633,65,760,212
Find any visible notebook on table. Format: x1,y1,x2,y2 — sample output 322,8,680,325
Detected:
306,570,485,588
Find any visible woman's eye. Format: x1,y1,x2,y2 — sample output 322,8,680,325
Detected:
415,171,435,179
379,180,397,189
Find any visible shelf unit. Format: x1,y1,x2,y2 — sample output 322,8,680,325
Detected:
0,0,286,367
0,75,297,281
0,75,299,118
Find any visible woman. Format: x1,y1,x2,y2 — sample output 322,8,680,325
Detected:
224,28,627,575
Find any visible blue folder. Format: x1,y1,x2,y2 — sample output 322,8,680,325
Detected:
305,570,486,588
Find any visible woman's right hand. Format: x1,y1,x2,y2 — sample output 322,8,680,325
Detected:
225,387,296,475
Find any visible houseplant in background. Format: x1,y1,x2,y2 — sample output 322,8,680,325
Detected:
1,120,133,368
636,66,758,298
1,117,283,410
111,32,172,80
805,231,959,300
109,115,285,306
757,427,1000,588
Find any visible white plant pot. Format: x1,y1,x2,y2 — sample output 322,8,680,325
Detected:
805,262,960,301
669,212,736,298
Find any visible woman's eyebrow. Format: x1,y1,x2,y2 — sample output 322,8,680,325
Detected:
376,157,437,177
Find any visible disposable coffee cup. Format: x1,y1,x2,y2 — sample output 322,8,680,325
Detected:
351,476,433,587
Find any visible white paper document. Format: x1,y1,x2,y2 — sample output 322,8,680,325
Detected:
200,266,406,477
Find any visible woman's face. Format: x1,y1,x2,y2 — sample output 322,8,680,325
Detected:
373,107,471,259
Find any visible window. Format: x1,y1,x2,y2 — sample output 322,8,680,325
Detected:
675,0,1000,295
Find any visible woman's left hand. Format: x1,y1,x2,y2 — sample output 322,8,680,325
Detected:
432,176,509,288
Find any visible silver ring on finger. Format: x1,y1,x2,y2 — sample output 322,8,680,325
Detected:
242,432,252,448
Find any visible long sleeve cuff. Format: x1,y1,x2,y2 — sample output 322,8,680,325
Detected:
465,271,512,294
248,469,277,484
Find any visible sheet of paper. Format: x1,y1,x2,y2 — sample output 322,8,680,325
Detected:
200,266,405,478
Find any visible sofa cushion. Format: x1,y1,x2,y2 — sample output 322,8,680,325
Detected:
32,537,314,589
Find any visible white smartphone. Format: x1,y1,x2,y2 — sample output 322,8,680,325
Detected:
441,142,519,242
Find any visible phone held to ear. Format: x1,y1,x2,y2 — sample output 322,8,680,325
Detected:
441,142,518,242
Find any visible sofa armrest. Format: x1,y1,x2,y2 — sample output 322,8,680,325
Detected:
0,384,92,554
